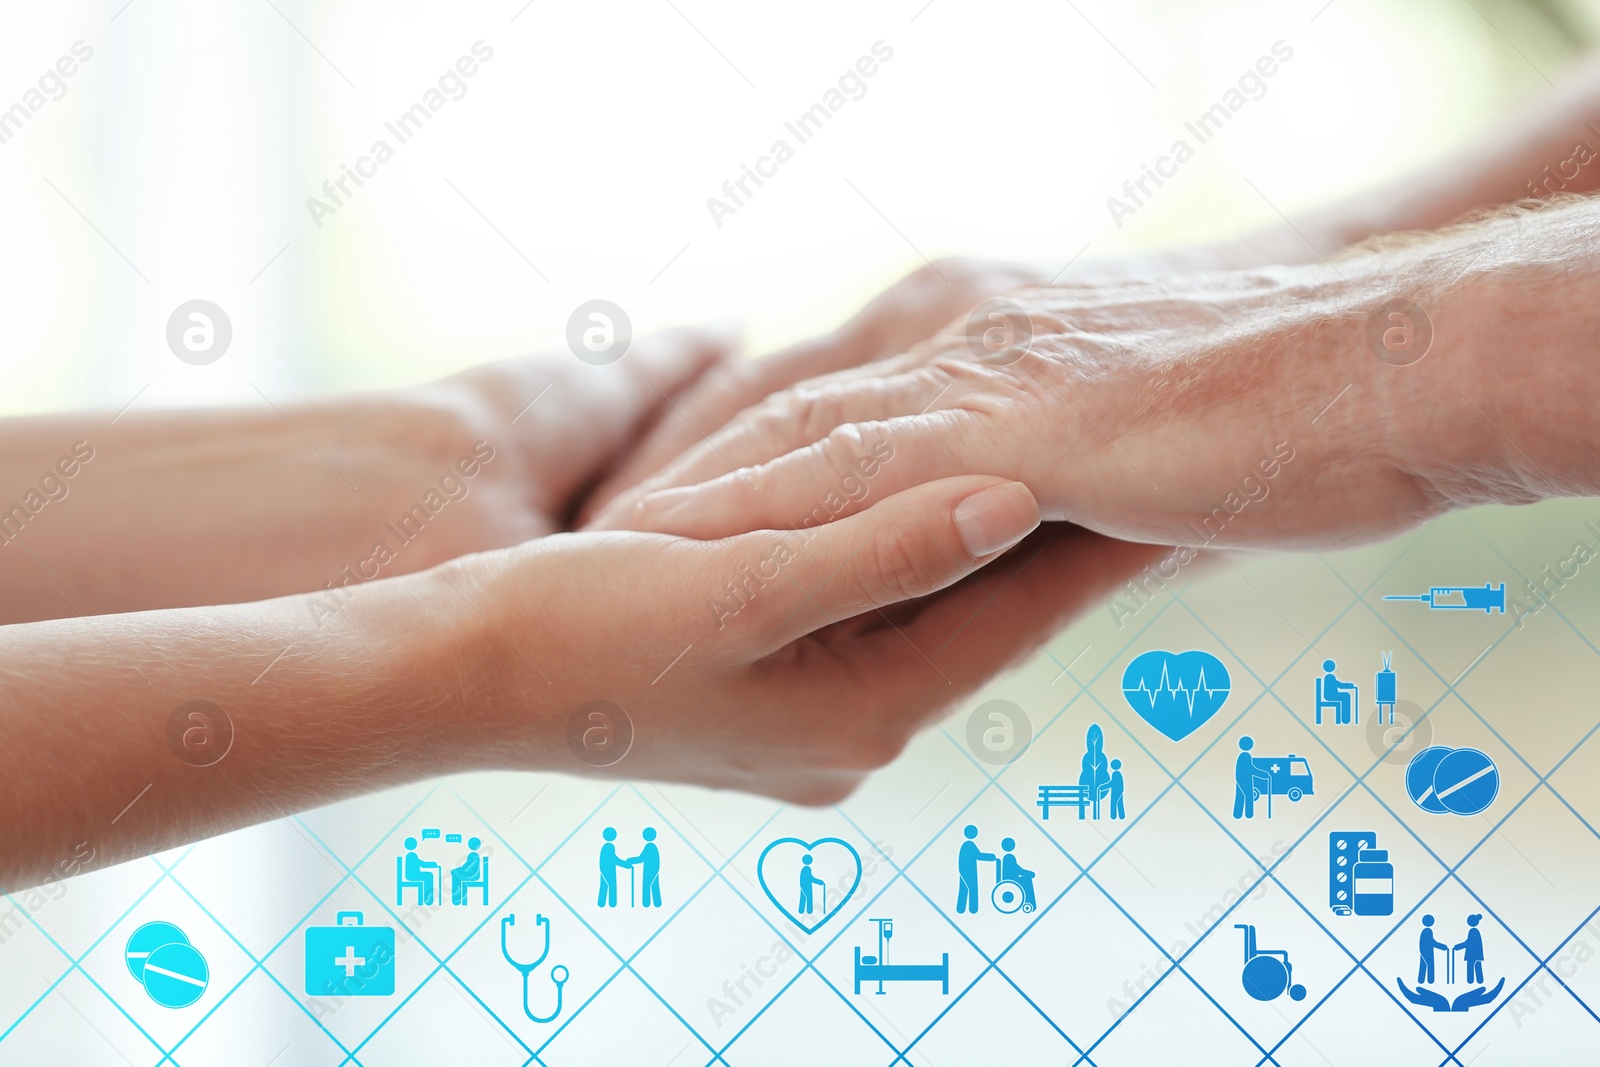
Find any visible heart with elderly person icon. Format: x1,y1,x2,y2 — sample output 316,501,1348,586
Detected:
756,837,862,934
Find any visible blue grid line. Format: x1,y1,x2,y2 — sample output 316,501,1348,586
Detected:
158,788,447,1067
615,783,979,1067
515,783,782,1065
7,515,1600,1062
1144,562,1552,1060
987,536,1494,1062
0,849,191,1059
829,797,1104,1066
292,782,621,1064
1162,533,1600,1062
163,781,453,1065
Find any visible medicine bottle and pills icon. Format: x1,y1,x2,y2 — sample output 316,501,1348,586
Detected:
125,922,209,1008
1329,832,1394,917
1406,746,1500,817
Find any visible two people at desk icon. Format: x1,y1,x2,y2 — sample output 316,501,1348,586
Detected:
598,826,662,908
398,835,488,906
955,825,1036,915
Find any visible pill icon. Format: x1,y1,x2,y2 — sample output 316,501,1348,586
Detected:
142,941,209,1008
1433,748,1499,815
1405,745,1499,816
125,921,208,1009
125,922,188,983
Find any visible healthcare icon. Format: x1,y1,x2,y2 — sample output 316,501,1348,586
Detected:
756,837,862,934
1383,582,1506,613
1038,724,1126,820
1405,746,1499,816
1232,737,1314,819
1397,914,1503,1012
1313,659,1359,725
597,827,662,908
304,911,395,998
1329,832,1394,916
1235,924,1307,1003
853,918,949,995
1374,651,1398,724
501,913,568,1024
396,827,490,906
125,922,208,1009
1121,650,1231,742
954,825,1037,915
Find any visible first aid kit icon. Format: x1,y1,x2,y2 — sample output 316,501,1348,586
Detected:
305,911,395,998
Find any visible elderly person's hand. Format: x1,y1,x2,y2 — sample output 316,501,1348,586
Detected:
591,198,1600,552
579,258,1052,521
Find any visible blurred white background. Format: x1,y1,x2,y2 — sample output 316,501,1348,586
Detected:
6,1,1600,1064
2,0,1593,416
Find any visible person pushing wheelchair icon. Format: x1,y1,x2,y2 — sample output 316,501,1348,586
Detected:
956,825,1037,915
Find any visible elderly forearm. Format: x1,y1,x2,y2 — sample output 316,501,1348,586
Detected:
1357,195,1600,509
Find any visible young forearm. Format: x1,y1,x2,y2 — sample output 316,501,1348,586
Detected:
0,391,528,626
0,564,511,891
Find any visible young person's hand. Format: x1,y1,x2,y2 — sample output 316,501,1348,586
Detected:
451,476,1148,804
0,329,728,624
0,471,1175,886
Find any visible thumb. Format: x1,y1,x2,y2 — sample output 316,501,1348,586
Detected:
737,476,1040,653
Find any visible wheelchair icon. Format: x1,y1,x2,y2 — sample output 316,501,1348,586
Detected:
992,880,1035,915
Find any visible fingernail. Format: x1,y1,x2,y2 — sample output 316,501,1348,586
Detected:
954,482,1040,558
639,485,693,513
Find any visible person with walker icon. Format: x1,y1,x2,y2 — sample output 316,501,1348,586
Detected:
798,854,826,916
1456,914,1486,985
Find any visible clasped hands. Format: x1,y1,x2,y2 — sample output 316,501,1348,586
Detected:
6,204,1593,887
439,214,1590,804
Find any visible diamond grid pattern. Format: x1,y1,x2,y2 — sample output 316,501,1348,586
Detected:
4,519,1600,1065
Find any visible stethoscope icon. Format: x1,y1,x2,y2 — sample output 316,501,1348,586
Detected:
500,913,569,1024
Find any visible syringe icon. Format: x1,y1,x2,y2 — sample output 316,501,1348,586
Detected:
1383,582,1505,613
